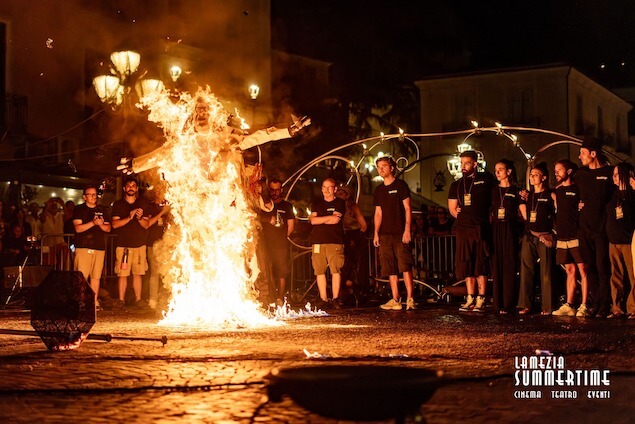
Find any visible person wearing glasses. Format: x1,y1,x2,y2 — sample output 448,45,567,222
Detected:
517,162,556,315
72,185,111,311
374,156,416,311
309,178,346,309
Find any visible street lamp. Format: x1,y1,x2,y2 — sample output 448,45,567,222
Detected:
92,50,164,107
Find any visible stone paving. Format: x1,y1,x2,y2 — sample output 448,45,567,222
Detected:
0,304,633,423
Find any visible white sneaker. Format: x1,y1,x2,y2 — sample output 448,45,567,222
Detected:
406,298,416,310
576,304,590,317
459,295,475,311
552,303,575,316
473,296,486,313
380,298,403,311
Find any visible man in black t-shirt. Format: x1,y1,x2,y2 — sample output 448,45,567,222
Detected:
309,178,346,309
373,156,416,311
551,159,590,317
261,178,295,304
111,177,150,308
72,185,111,309
576,137,614,317
448,150,495,312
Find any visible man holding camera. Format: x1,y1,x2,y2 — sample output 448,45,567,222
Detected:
72,185,111,310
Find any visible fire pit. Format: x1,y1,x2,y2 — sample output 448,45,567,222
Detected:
265,365,441,421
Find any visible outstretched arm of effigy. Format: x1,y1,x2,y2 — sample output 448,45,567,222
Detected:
237,127,291,151
130,144,171,173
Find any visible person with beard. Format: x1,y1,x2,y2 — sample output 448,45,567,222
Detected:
260,178,295,305
576,137,614,317
448,150,496,312
374,156,416,311
490,159,520,315
518,162,556,315
551,159,590,317
72,185,111,310
310,178,346,309
111,177,150,309
605,162,635,319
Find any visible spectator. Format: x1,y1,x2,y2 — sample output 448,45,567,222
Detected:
72,185,111,310
576,136,614,318
429,207,454,236
40,197,66,267
605,163,635,319
4,223,29,265
374,156,416,311
448,150,496,312
144,190,169,311
25,202,41,240
309,178,346,309
551,159,590,317
261,178,295,305
111,177,150,309
490,159,520,314
518,162,555,315
336,184,369,298
63,200,76,235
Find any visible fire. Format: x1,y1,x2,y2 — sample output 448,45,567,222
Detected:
138,87,281,328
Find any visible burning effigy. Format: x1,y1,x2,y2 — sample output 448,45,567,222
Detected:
123,86,309,328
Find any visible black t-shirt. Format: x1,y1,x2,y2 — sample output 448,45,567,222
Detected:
448,171,495,228
554,184,580,240
521,189,555,233
262,200,295,249
490,185,519,223
146,202,166,246
309,197,346,244
576,166,614,232
373,178,411,235
605,189,635,244
72,203,110,250
111,197,150,248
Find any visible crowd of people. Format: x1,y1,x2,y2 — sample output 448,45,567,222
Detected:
448,137,635,319
3,134,633,319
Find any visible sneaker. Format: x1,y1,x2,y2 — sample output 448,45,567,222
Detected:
380,298,403,311
552,303,576,316
459,295,475,312
406,298,416,311
330,298,342,309
473,296,486,313
606,311,625,319
148,299,158,310
112,299,126,310
576,304,590,317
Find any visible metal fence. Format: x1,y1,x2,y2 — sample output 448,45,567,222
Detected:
289,235,458,301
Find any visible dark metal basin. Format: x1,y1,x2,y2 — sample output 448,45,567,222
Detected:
265,365,441,421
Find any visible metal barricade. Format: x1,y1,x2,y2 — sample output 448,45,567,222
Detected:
39,233,75,271
368,235,457,301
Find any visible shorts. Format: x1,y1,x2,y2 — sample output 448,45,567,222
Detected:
115,246,148,277
455,226,489,280
269,247,290,279
311,243,345,275
74,248,105,281
556,239,585,265
378,233,414,277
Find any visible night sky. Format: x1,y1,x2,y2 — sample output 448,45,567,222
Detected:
272,0,635,90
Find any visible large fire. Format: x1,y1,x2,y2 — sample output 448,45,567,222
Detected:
137,87,281,328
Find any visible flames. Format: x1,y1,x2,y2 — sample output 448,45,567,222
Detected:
138,87,280,328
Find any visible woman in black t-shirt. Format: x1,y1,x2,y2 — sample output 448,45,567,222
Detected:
490,159,521,314
518,162,556,315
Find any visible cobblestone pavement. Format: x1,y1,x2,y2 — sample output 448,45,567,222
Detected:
0,303,633,423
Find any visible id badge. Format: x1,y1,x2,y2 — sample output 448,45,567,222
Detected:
616,206,624,220
87,249,95,255
313,244,320,254
497,207,505,220
529,211,537,223
463,193,472,206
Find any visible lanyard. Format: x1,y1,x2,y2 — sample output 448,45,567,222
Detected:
499,186,509,209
